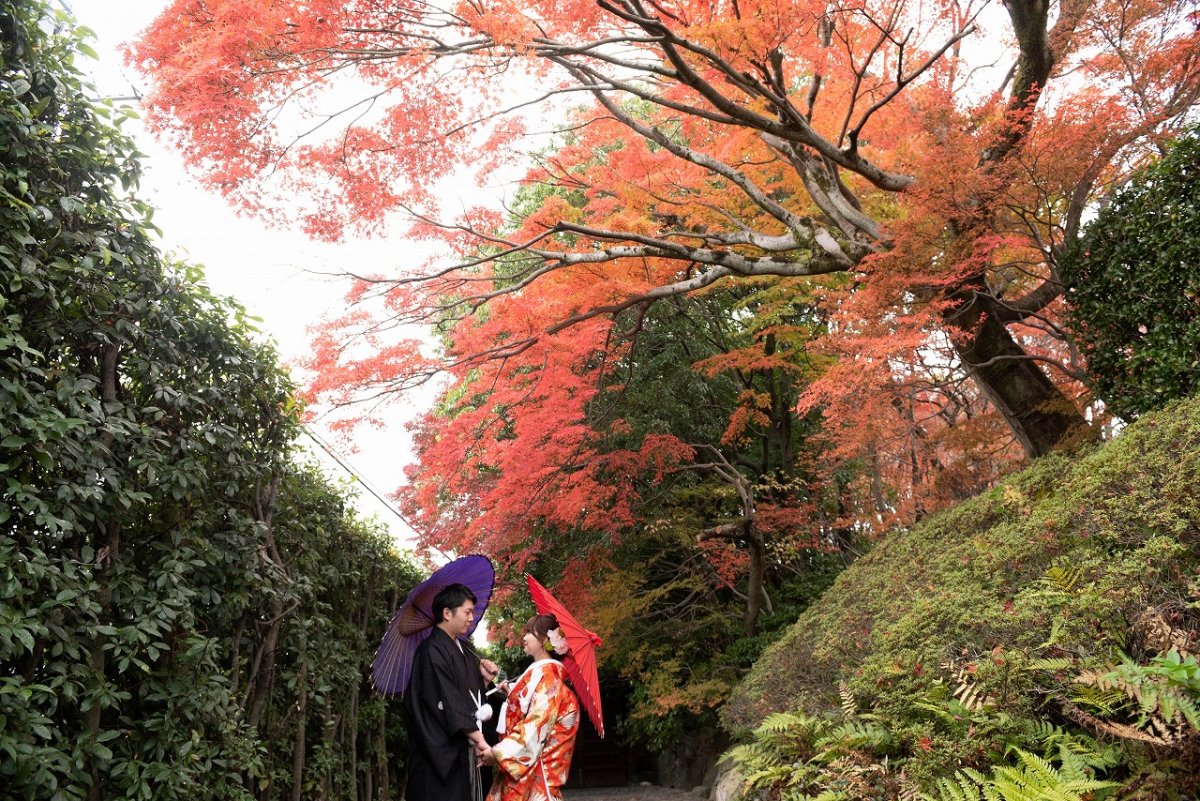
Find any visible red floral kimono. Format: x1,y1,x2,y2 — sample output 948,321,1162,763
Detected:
487,659,579,801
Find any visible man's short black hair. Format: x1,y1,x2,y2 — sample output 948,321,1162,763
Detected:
432,582,477,623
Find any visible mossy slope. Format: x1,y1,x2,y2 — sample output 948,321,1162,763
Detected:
723,395,1200,790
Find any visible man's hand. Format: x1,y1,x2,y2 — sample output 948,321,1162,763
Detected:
479,658,500,682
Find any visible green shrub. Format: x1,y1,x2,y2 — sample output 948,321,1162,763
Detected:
1062,130,1200,419
0,3,422,798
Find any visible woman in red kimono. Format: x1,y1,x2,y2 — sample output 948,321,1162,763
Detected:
481,614,579,801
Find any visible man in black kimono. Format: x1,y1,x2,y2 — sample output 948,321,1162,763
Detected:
405,583,500,801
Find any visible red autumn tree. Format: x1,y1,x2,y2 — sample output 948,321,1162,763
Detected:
127,1,1200,718
131,0,1200,462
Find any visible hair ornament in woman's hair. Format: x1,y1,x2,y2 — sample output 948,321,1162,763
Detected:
546,627,569,656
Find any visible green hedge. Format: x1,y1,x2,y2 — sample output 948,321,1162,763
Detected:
1,3,420,799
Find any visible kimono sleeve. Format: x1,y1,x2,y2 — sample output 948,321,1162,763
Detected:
491,668,566,783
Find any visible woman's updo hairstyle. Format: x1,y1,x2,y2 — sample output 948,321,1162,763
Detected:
521,613,559,642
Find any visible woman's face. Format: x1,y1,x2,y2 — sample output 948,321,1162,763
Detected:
521,630,547,658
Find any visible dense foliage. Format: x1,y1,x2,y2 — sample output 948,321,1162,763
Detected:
133,0,1198,481
0,4,420,799
722,393,1200,797
449,276,851,772
1062,130,1200,421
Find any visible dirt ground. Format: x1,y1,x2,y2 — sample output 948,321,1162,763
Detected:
564,785,703,801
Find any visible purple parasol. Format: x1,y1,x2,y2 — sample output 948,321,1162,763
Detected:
371,554,495,696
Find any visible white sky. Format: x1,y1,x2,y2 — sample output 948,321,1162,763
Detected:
68,0,439,553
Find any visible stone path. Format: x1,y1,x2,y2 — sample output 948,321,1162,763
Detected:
564,786,700,801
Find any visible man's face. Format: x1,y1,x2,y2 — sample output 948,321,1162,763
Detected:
442,599,476,638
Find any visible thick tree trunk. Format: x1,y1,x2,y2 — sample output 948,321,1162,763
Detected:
945,298,1087,457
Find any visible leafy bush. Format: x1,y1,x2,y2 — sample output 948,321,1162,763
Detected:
0,3,422,799
1062,130,1200,419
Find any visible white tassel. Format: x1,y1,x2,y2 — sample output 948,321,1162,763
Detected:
471,690,493,726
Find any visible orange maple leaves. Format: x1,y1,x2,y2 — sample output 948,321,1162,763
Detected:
133,0,1200,576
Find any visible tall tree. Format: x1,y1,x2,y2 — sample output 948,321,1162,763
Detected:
132,0,1200,457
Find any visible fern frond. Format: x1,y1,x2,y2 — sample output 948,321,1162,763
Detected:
758,711,813,734
923,772,983,801
913,699,962,725
838,680,856,719
1028,657,1075,673
1027,720,1062,746
1042,565,1084,594
925,748,1119,801
811,720,893,764
898,770,922,801
942,659,995,711
1072,651,1200,741
1067,684,1129,717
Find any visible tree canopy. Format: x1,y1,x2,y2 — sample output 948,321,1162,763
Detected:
132,0,1200,461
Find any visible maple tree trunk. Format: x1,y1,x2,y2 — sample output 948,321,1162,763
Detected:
743,529,765,636
945,298,1086,457
932,0,1084,459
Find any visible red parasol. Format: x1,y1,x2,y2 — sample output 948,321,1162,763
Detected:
526,574,605,737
